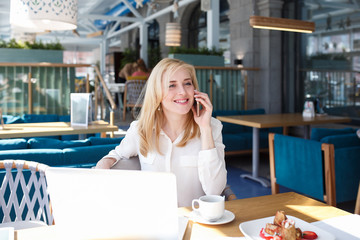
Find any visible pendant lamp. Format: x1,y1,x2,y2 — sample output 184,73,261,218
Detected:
249,16,315,33
165,22,181,47
10,0,78,31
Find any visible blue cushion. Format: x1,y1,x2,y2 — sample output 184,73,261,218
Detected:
63,144,118,165
27,138,91,149
60,133,96,141
223,132,269,152
60,135,80,141
2,115,24,124
58,115,70,122
311,127,355,141
22,114,59,123
0,139,27,150
334,147,360,203
213,111,243,134
89,137,124,146
223,134,248,151
56,163,97,169
239,132,270,149
212,110,240,118
0,149,64,165
321,133,360,149
239,108,265,115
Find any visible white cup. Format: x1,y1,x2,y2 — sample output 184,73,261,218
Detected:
192,195,225,222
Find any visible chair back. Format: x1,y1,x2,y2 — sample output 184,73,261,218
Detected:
0,160,53,225
123,79,147,120
269,133,336,206
125,79,146,105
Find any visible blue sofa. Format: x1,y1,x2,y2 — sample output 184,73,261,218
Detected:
213,109,282,155
0,137,123,168
310,127,360,203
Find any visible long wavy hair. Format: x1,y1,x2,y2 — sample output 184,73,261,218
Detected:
136,58,200,157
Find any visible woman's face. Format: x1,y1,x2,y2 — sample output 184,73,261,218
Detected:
161,67,195,117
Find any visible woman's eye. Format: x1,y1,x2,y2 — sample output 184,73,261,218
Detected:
169,84,176,88
185,82,193,86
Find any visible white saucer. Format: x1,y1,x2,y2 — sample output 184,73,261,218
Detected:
189,210,235,225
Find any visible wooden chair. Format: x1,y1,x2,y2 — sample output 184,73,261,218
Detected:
111,157,237,201
355,182,360,214
122,77,147,120
0,160,54,229
268,133,336,206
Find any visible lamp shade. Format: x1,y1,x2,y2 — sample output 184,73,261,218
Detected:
165,22,181,47
249,16,315,33
10,0,78,31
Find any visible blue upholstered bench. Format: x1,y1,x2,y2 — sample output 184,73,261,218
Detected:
0,137,123,168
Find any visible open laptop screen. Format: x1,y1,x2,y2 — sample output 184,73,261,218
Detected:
46,167,179,240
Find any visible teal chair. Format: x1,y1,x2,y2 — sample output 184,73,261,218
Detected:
268,133,336,206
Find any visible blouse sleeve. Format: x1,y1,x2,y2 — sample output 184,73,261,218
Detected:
197,117,227,195
102,121,139,161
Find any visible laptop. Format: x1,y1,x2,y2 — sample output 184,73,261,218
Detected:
45,167,180,240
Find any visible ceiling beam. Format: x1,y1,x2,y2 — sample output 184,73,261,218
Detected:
80,14,141,23
106,0,197,39
121,0,143,18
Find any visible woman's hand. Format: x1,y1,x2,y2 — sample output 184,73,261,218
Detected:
95,157,116,169
192,90,212,129
192,90,215,150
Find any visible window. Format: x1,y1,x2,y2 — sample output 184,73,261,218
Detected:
188,1,230,63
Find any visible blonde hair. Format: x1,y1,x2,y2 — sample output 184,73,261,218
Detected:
137,58,200,157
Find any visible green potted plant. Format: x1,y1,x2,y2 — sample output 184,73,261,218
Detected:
168,46,225,66
0,39,64,63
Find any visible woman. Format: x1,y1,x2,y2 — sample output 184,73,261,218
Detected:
117,62,137,83
96,58,227,207
131,58,150,77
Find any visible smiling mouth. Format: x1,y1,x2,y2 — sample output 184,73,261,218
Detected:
174,99,189,103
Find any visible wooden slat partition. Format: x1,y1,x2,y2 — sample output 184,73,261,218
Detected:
0,62,116,124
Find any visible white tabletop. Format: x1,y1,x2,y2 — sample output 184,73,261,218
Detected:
312,214,360,239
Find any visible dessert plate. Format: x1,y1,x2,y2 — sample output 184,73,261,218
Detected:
189,210,235,225
239,215,335,240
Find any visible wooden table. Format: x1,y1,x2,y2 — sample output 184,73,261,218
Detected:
216,113,351,187
0,120,118,139
181,192,350,239
14,192,351,240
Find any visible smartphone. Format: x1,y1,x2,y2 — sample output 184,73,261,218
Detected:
194,99,200,117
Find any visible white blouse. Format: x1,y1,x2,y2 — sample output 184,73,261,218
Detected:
103,117,227,207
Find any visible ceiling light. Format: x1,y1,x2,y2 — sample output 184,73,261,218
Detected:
249,16,315,33
10,0,78,31
165,22,181,47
